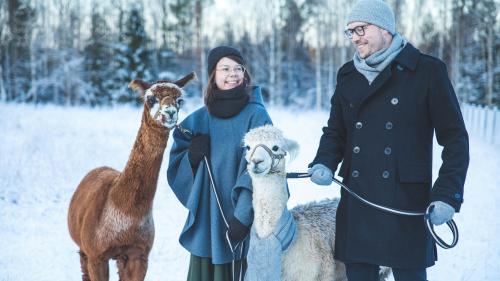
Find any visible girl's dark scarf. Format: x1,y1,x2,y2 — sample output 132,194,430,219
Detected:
208,82,250,118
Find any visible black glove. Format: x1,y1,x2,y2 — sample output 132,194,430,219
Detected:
228,217,250,247
188,134,210,170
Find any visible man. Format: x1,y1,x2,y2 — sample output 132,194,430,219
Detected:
308,0,469,280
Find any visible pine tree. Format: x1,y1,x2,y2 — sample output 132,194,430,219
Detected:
112,4,152,104
156,0,176,80
169,0,192,53
83,7,113,105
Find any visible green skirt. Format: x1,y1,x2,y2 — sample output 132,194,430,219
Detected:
187,254,247,281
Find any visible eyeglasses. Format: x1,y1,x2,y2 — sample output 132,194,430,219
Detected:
216,65,246,76
344,24,370,39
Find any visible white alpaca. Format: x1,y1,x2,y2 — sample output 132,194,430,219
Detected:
243,125,390,281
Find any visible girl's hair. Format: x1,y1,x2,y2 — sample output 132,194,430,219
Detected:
204,55,252,106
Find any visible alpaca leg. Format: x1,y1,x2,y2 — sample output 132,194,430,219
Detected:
378,266,392,281
117,248,148,281
333,261,348,281
319,262,336,281
88,258,110,281
79,251,91,281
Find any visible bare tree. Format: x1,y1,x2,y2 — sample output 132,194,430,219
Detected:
315,13,322,111
0,1,7,101
6,0,35,101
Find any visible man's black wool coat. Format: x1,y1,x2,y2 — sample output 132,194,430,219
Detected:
311,43,469,269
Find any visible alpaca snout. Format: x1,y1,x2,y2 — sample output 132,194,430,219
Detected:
252,158,264,165
251,158,264,173
163,108,177,118
250,157,271,174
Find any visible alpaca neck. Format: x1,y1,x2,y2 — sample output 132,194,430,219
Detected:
113,107,168,214
251,174,288,238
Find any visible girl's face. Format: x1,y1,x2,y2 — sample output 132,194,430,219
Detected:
214,57,245,90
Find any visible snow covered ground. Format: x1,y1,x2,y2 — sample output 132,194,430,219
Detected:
0,102,499,281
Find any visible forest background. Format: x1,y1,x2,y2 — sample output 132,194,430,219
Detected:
1,0,498,109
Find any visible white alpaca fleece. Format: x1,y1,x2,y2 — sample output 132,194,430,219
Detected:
244,125,391,281
244,124,285,145
244,125,299,160
251,175,288,238
96,201,133,245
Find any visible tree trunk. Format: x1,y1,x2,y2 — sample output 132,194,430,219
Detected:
327,0,336,100
195,0,203,96
0,63,6,102
276,4,283,106
315,15,322,111
269,2,277,106
438,0,447,59
485,25,493,106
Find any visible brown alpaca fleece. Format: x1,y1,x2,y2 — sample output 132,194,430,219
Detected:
67,72,195,281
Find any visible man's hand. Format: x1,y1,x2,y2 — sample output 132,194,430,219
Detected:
308,164,333,186
428,201,455,225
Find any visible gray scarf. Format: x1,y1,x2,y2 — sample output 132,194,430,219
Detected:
245,209,297,281
353,33,407,84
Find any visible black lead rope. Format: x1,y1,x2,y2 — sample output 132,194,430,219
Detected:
286,172,459,249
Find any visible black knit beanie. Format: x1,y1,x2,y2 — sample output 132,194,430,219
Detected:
207,46,244,75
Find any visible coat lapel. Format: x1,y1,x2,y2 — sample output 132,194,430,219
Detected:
357,43,420,107
359,65,392,106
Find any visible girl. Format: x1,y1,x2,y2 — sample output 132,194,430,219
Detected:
167,46,272,281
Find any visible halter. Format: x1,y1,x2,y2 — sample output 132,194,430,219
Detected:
249,144,287,174
153,100,181,118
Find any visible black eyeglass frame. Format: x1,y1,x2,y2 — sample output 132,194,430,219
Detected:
344,24,371,39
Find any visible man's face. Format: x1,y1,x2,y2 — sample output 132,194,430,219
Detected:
347,21,388,59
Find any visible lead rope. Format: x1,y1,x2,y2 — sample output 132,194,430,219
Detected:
205,156,244,281
176,125,244,281
286,172,458,249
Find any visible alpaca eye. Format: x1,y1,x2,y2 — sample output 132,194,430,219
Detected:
245,145,250,151
272,145,279,151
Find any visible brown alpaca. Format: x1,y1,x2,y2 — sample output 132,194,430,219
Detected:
67,72,196,281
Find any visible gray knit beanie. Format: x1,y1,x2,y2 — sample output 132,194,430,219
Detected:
347,0,396,35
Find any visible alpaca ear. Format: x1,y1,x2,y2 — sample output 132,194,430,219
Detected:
129,79,151,96
283,138,299,162
174,72,197,88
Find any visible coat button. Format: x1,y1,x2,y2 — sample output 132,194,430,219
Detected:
353,146,360,153
454,193,461,199
397,64,404,71
385,121,393,130
384,147,392,155
349,103,355,108
391,98,399,105
355,122,363,129
382,170,390,178
352,170,359,178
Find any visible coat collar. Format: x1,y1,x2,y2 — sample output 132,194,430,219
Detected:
337,43,421,106
393,43,420,71
340,42,420,75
